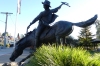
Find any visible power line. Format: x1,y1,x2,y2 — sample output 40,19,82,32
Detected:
0,12,13,48
9,15,15,25
0,20,5,23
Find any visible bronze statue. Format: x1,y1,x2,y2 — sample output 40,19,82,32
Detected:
27,0,65,51
9,14,97,65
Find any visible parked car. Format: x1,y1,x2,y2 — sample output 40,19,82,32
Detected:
9,41,14,47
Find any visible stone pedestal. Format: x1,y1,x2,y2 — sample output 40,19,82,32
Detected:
2,62,18,66
2,62,27,66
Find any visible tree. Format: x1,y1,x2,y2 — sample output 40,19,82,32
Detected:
17,33,24,41
17,33,20,40
20,34,24,38
2,32,10,36
95,20,100,39
78,26,93,49
2,32,9,36
0,32,1,36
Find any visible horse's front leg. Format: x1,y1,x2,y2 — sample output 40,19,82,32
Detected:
18,53,33,65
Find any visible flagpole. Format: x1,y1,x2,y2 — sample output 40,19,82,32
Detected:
13,13,18,48
13,0,21,48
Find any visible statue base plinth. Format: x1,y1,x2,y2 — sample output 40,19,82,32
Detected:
2,62,27,66
2,62,18,66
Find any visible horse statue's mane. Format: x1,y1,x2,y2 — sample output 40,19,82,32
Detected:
16,29,36,45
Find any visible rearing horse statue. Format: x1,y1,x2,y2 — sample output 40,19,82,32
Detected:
9,15,97,65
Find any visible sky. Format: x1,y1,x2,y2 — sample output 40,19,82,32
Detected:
0,0,100,39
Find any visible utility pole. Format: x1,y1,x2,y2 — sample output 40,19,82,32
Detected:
1,12,13,48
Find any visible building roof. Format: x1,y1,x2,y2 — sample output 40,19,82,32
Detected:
91,39,100,43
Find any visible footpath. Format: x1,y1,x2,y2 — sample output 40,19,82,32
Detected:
0,47,30,66
0,47,14,56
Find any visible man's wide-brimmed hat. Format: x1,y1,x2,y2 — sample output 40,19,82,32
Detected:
42,0,51,7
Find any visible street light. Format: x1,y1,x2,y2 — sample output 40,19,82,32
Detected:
1,12,13,48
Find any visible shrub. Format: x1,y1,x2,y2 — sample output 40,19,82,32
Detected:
6,44,10,48
25,45,100,66
0,43,4,46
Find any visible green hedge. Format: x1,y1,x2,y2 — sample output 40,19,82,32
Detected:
25,45,100,66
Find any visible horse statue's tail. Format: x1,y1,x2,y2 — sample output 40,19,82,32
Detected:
72,14,98,27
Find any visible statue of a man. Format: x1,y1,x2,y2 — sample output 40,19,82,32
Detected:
27,0,64,50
